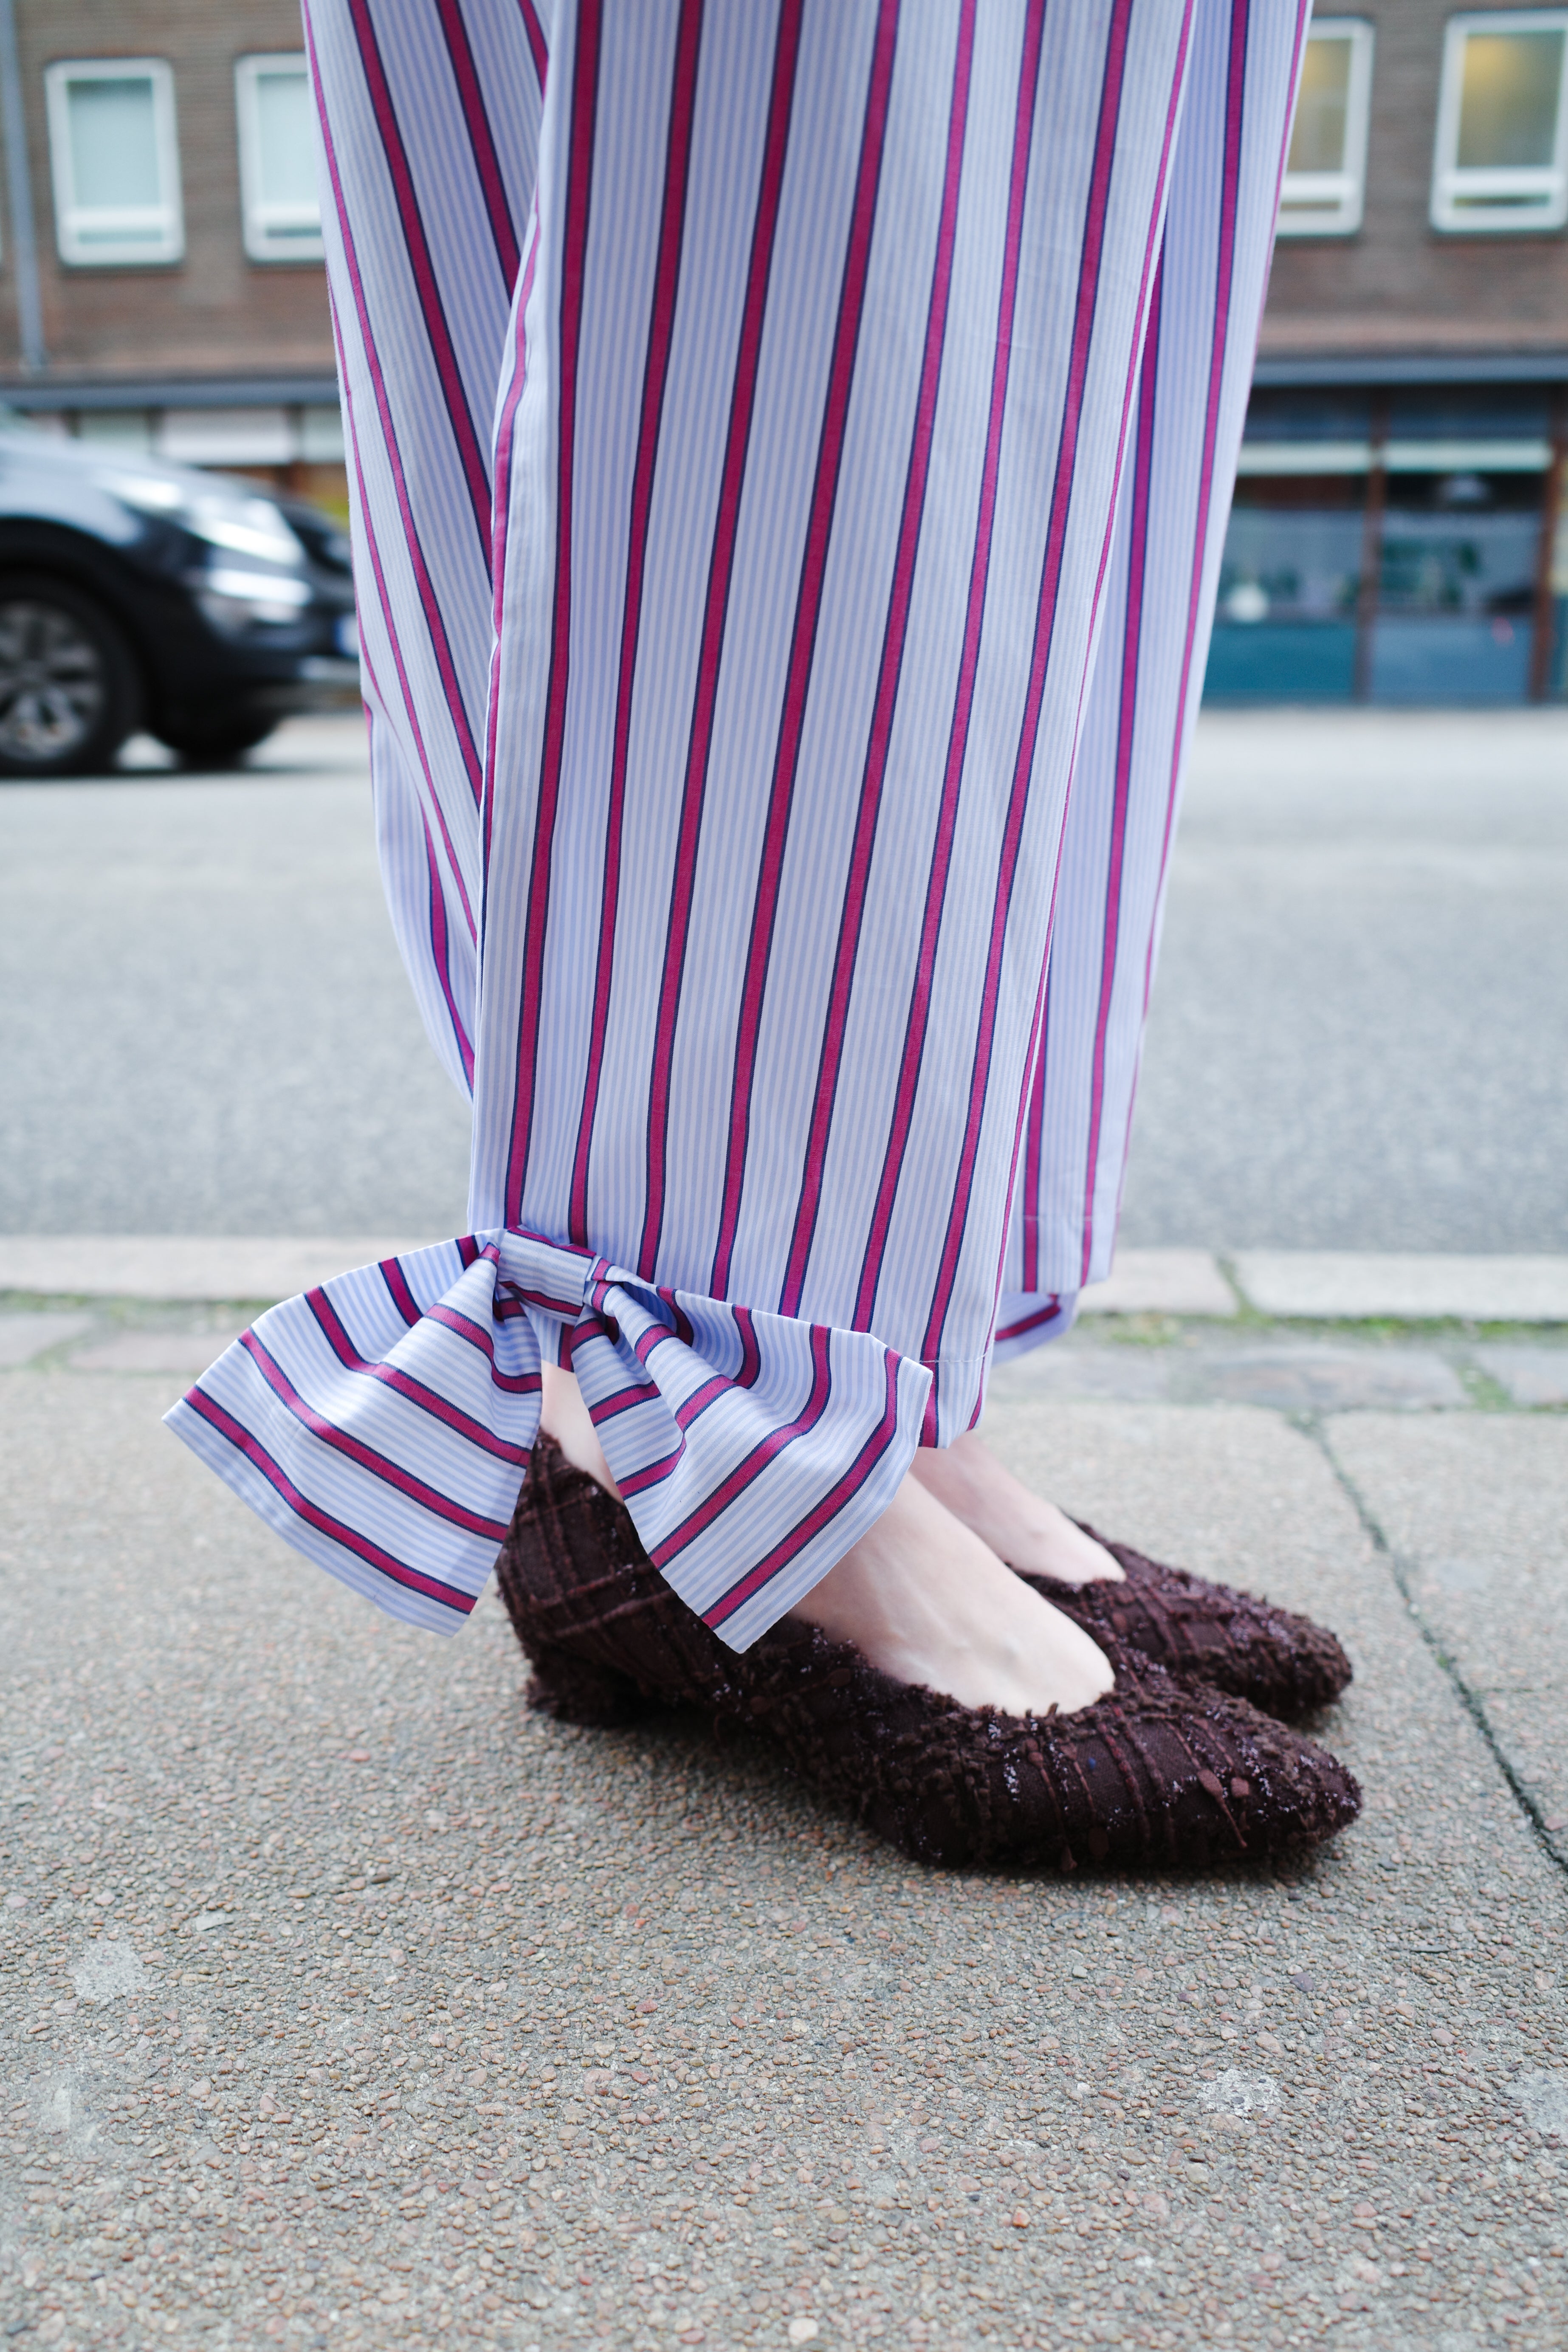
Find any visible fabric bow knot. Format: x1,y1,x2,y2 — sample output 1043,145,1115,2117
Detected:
169,1226,931,1653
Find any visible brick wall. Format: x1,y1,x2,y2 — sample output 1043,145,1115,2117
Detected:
3,0,1562,384
1263,0,1568,358
2,0,332,379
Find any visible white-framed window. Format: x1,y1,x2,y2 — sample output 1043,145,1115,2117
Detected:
1278,18,1375,236
1431,10,1568,232
44,57,183,266
235,54,324,263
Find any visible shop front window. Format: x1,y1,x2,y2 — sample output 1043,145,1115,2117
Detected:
1371,469,1544,701
1205,387,1559,705
1208,477,1365,701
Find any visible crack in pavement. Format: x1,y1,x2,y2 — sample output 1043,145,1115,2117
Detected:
1309,1411,1568,1886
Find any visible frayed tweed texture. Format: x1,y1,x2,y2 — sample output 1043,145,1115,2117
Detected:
493,1438,1360,1873
1020,1528,1354,1721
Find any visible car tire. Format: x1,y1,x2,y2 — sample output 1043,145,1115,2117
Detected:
157,714,280,769
0,573,142,780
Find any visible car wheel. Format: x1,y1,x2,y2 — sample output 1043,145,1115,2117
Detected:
157,714,279,769
0,575,141,780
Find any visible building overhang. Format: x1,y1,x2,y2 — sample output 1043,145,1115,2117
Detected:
0,372,339,410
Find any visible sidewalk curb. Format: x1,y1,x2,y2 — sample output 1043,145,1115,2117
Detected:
1,1237,1567,1323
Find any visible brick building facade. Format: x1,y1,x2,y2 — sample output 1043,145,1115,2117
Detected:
0,0,340,506
0,0,1564,697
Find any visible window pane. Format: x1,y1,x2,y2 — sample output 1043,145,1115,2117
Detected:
1221,483,1365,623
254,68,317,209
1288,35,1354,175
1456,30,1565,169
67,76,160,210
1378,473,1543,617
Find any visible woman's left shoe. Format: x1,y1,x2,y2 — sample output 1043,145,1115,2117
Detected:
1013,1531,1353,1721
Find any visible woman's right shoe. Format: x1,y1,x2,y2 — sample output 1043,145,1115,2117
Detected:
493,1436,1361,1873
1014,1527,1354,1722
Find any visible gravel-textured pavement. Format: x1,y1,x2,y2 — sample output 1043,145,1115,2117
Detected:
3,708,1567,1252
4,1326,1567,2351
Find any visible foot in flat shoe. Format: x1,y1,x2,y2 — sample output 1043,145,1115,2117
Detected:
1018,1527,1354,1720
909,1428,1123,1585
792,1473,1114,1719
491,1435,1363,1872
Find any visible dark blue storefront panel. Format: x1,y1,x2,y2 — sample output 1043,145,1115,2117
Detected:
1203,623,1359,702
1368,617,1535,702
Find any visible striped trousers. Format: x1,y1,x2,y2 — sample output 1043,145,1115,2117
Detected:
170,0,1307,1652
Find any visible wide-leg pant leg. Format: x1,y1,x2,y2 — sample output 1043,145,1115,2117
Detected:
306,0,548,1099
173,1,1216,1651
994,0,1311,1359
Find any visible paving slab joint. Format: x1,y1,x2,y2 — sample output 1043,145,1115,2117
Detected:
1309,1416,1568,1886
1213,1252,1266,1326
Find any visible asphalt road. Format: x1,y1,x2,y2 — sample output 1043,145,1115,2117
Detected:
0,722,472,1241
1120,708,1568,1255
2,707,1564,1250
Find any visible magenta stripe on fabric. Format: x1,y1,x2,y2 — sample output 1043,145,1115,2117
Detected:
976,0,1194,1359
779,0,974,1319
851,0,1046,1334
420,799,476,1085
483,214,541,881
568,0,705,1249
182,1389,477,1613
503,0,603,1227
637,0,805,1279
700,1351,902,1627
918,0,1134,1370
424,1302,538,1393
331,317,479,951
379,1257,424,1328
305,7,485,812
435,0,522,293
1139,0,1249,1028
708,0,900,1300
644,1325,834,1560
306,1289,533,1459
518,0,548,87
347,0,495,562
1078,266,1162,1283
995,1298,1065,1345
1019,974,1050,1295
240,1334,511,1540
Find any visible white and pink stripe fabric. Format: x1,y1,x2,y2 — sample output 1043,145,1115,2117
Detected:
169,0,1307,1651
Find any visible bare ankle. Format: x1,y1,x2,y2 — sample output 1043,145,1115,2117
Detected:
540,1363,620,1498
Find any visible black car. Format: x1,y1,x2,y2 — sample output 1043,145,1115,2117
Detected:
0,408,360,777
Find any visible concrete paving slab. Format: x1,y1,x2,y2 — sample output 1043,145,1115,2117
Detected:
1170,1345,1468,1415
991,1330,1470,1414
1077,1252,1238,1319
1325,1413,1568,1873
3,1378,1568,2348
65,1328,251,1380
988,1344,1180,1405
0,1236,437,1304
1472,1346,1568,1409
1234,1252,1568,1323
0,1311,93,1368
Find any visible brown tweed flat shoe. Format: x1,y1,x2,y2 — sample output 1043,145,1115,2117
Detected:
492,1437,1360,1873
1014,1529,1353,1721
